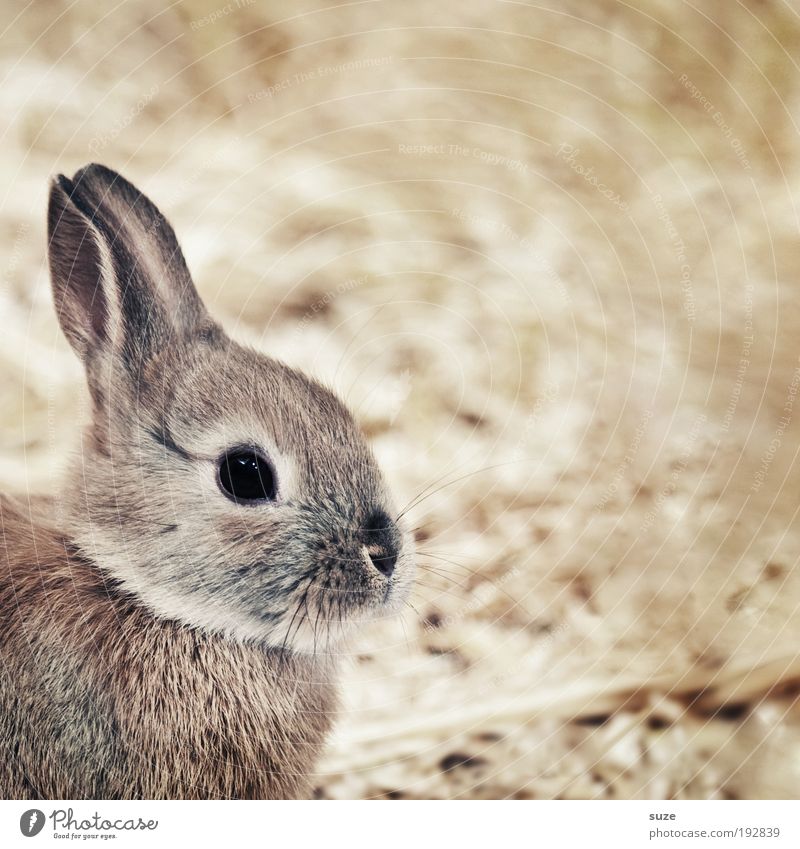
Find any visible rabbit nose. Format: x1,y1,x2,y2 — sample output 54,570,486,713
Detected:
363,510,399,577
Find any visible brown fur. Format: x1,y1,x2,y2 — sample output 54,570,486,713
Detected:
0,494,335,799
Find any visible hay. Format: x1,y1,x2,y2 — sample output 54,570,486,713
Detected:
2,0,800,798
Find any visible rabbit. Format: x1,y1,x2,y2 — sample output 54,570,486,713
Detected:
0,163,415,799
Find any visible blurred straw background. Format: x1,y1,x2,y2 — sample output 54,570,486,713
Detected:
3,0,800,798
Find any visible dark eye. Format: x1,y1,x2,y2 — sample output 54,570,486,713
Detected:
218,449,276,503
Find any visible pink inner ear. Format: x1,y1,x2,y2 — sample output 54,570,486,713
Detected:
48,179,112,356
48,177,108,359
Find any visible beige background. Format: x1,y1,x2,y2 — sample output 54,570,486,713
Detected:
2,0,800,798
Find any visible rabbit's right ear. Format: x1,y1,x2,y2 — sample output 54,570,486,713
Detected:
47,164,211,375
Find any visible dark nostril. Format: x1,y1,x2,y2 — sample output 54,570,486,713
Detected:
369,549,397,577
363,509,399,577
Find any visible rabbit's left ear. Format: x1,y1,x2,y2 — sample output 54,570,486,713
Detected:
47,163,211,373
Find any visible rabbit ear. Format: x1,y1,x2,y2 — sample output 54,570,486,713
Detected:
47,163,210,371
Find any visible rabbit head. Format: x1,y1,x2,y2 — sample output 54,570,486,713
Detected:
47,163,415,651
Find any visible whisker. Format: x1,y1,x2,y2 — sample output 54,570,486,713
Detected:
397,458,531,521
416,552,521,608
417,564,469,588
416,547,486,566
415,558,472,579
403,597,423,618
413,569,477,603
282,574,315,657
396,604,414,654
416,551,485,575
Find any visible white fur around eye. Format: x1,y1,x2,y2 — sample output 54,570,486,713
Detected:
179,424,298,504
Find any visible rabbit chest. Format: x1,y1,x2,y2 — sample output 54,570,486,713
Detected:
0,498,337,799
